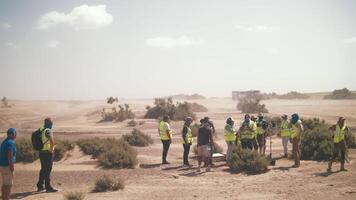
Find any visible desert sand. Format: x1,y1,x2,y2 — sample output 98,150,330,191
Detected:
0,97,355,200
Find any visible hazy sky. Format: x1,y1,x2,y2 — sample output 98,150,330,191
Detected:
0,0,355,100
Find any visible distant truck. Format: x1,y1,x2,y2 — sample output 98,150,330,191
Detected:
232,90,261,101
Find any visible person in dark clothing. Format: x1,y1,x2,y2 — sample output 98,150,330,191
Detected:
197,119,214,172
202,117,215,166
37,118,58,193
182,117,193,167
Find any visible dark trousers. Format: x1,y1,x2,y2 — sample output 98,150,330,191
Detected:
183,144,191,165
331,141,346,162
241,139,253,150
161,140,171,162
37,151,53,189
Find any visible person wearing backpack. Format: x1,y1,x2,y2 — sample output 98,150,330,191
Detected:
0,128,17,200
36,118,58,193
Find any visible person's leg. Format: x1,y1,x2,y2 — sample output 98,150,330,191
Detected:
248,140,253,150
282,137,288,156
183,144,189,165
226,142,231,161
187,144,191,165
293,138,300,167
162,140,170,163
37,152,46,190
252,138,258,151
262,135,266,155
328,143,339,170
43,152,54,190
197,146,202,172
2,185,11,200
340,142,347,171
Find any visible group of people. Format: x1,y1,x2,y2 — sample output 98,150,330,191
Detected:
0,118,57,200
159,113,350,173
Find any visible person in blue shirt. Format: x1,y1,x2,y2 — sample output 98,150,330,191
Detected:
0,128,17,200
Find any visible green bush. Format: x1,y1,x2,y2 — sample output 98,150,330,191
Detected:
16,139,38,163
64,191,86,200
94,175,125,192
277,91,309,99
144,97,197,120
228,147,269,174
324,88,356,99
77,138,105,158
237,97,268,114
193,142,223,155
53,140,75,161
122,129,154,147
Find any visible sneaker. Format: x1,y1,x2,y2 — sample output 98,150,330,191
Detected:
340,168,348,172
37,187,45,192
46,188,58,193
162,161,170,165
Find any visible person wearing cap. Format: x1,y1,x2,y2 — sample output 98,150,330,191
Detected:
159,115,172,165
37,118,58,192
280,114,291,158
197,118,214,172
182,117,193,167
289,113,304,167
224,117,236,161
238,114,257,150
327,117,350,172
0,128,17,200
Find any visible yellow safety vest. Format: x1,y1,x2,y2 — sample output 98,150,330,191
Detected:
40,127,51,151
224,124,236,142
256,121,264,136
290,123,301,139
334,124,346,143
280,120,291,137
241,121,256,140
159,121,171,140
182,125,193,144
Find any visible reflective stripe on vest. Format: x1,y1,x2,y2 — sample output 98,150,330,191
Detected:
159,121,171,140
241,121,255,140
182,126,193,144
40,127,51,151
334,124,346,143
280,120,291,137
224,124,236,142
290,123,300,139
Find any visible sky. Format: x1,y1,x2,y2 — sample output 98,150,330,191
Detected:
0,0,355,100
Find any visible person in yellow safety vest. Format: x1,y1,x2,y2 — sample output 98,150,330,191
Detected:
327,117,350,172
289,113,304,168
224,117,236,162
159,115,172,164
256,114,269,155
238,114,256,150
182,117,193,167
280,114,291,158
250,116,259,151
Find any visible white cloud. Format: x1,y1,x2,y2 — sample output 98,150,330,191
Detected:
264,48,279,55
343,37,356,44
37,4,113,30
1,22,11,29
5,42,20,49
47,40,59,48
236,25,280,33
146,35,206,48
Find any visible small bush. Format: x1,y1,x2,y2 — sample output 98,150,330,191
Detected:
277,91,309,99
144,97,197,120
101,104,135,122
77,138,105,158
190,102,208,112
324,88,356,99
53,140,75,161
127,120,138,127
122,129,154,147
16,139,38,163
193,142,223,155
237,97,268,114
346,131,356,148
228,147,269,174
94,175,125,192
64,191,86,200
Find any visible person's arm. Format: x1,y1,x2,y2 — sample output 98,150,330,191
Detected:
7,149,14,172
166,123,172,140
209,130,214,145
182,126,188,144
46,129,55,153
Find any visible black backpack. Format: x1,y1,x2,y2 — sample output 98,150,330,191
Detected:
31,128,46,151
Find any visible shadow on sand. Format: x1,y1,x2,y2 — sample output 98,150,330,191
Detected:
314,170,343,177
4,191,43,199
139,163,162,169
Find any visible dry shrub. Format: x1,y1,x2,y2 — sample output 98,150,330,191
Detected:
101,104,135,122
94,175,125,192
77,138,104,158
144,97,197,120
324,88,356,99
122,129,153,147
53,140,75,161
228,147,269,174
64,191,86,200
277,91,309,99
127,120,138,127
190,102,208,112
16,139,38,162
237,97,268,114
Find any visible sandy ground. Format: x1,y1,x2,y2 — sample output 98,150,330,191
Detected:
0,97,356,200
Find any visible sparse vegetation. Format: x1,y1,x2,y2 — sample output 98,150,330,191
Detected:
237,96,268,114
101,104,135,122
1,96,10,108
169,93,206,100
53,140,75,161
64,191,86,200
324,88,356,99
106,96,118,104
127,120,138,127
16,139,38,162
277,91,309,99
122,129,154,147
94,175,125,192
190,102,208,112
228,147,269,174
77,138,104,158
144,97,197,120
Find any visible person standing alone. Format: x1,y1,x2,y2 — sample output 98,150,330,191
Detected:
37,118,58,192
159,116,172,164
0,128,17,200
